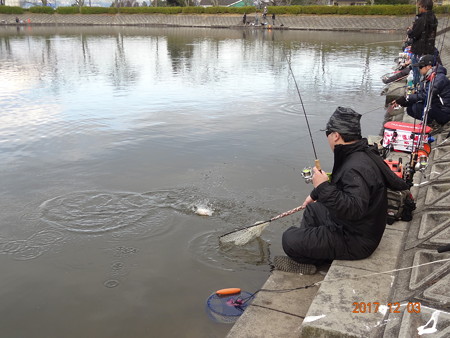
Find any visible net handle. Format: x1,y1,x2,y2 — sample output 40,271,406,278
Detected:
219,205,305,239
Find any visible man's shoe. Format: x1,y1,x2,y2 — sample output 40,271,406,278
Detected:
273,256,317,275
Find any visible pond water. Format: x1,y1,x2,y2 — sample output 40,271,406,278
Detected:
0,25,403,337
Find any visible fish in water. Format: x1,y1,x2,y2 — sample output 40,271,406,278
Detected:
193,205,213,216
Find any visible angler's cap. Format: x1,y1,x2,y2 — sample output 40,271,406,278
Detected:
412,54,434,67
324,107,362,136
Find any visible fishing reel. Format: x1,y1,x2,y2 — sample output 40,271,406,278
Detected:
396,52,410,68
301,166,332,184
413,146,430,178
301,167,313,184
403,162,414,187
414,154,429,176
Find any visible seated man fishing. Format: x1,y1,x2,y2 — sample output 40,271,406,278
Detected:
393,54,450,126
275,107,409,274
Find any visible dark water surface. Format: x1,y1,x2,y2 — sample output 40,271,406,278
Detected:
0,25,403,337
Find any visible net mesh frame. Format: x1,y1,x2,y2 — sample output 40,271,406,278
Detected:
218,222,270,246
205,292,253,324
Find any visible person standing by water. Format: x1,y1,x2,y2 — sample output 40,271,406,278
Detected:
242,12,247,25
407,0,438,86
272,13,276,26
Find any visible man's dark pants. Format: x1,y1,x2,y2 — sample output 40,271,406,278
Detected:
282,202,348,266
407,102,450,125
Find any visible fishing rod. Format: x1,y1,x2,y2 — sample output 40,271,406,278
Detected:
402,77,435,184
283,49,321,177
404,61,437,180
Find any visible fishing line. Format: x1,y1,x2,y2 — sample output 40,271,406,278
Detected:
361,105,387,116
436,8,450,55
321,257,450,285
237,256,450,305
276,105,385,148
249,303,305,319
268,35,412,173
283,48,320,166
365,39,405,46
268,103,386,173
435,133,450,147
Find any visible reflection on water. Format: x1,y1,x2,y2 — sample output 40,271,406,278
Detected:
0,25,403,337
0,26,399,167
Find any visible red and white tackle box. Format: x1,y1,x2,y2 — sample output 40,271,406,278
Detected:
383,121,432,153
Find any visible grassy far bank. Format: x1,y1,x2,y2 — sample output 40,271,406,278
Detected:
1,4,449,16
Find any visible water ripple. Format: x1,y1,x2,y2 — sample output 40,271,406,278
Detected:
279,101,318,117
40,191,158,234
38,188,279,269
39,189,209,239
0,229,66,261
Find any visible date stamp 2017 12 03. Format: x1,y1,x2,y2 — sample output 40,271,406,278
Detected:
352,302,421,314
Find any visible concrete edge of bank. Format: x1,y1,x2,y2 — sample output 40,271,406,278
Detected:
0,13,432,33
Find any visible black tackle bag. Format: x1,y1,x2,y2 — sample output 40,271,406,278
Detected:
386,189,416,225
365,145,415,225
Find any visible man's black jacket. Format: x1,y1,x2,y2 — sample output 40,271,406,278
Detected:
310,139,408,259
408,11,438,56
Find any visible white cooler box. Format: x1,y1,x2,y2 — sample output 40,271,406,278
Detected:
383,121,431,153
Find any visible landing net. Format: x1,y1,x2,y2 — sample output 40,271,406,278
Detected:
205,291,253,324
218,222,270,246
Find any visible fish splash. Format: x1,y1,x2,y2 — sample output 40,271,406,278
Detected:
193,204,214,216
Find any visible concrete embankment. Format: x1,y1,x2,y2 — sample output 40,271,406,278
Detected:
0,13,416,32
